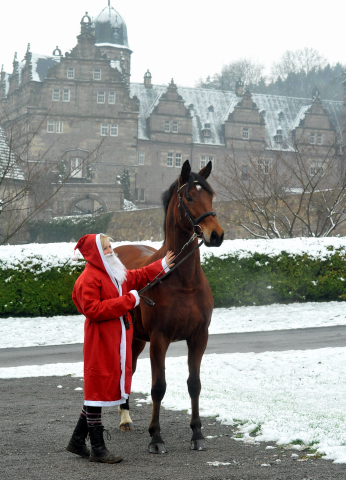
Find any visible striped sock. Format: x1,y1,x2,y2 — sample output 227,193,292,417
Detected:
86,406,102,427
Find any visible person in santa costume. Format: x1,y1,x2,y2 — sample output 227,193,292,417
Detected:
66,233,174,463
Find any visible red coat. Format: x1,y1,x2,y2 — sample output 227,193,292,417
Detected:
72,234,165,406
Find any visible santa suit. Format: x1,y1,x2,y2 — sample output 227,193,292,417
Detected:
72,234,166,407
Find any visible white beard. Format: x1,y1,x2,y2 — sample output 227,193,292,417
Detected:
105,252,127,285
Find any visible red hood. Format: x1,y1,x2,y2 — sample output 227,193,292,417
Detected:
74,234,106,272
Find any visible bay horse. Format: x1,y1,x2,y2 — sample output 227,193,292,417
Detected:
114,160,224,453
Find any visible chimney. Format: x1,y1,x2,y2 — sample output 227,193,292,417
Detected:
235,79,244,97
144,69,152,88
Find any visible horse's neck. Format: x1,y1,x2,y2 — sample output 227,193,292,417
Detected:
165,209,202,279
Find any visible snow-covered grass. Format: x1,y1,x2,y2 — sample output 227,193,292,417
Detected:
1,301,346,348
1,236,346,270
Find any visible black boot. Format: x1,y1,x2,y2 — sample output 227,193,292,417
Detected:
88,425,122,463
66,415,90,458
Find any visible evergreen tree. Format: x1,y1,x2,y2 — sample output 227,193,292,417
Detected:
119,169,131,201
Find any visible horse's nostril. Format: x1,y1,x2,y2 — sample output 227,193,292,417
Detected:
210,230,224,246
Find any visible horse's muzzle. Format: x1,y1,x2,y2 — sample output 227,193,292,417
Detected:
204,230,224,247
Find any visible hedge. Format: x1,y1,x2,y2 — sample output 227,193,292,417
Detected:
29,213,113,243
1,248,346,316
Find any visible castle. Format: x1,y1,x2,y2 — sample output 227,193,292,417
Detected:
1,2,345,218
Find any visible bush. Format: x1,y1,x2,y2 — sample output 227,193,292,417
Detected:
29,213,113,243
0,261,85,316
1,248,346,316
202,249,346,308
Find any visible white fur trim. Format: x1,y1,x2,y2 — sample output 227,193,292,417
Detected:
162,257,170,273
95,233,127,404
130,290,140,307
84,397,128,407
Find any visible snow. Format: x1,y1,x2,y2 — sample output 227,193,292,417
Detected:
2,236,346,271
1,301,346,348
1,237,346,463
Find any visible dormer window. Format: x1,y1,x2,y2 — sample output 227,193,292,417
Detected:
203,123,211,137
93,69,101,80
164,121,170,132
242,127,249,139
274,128,283,143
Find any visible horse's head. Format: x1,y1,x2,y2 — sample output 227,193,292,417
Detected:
175,160,224,247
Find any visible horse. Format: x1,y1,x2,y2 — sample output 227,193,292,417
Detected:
114,159,224,453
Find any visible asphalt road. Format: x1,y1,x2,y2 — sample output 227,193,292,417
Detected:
1,325,346,368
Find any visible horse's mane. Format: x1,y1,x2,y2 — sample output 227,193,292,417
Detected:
161,172,215,243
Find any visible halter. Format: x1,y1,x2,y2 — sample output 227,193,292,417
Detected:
177,179,216,235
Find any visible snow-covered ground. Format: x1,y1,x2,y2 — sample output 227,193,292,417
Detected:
1,238,346,463
1,301,346,348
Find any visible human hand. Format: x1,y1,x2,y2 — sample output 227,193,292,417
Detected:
164,250,175,267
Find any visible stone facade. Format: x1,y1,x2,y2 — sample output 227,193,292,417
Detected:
1,3,345,220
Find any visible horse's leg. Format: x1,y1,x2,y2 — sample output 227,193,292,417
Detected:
148,334,169,454
186,330,208,450
119,338,146,431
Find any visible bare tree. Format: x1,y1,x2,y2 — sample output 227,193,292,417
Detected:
214,136,346,238
197,58,267,92
0,109,104,245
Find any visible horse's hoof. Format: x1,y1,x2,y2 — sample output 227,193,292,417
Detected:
149,443,167,454
120,422,132,431
191,438,207,451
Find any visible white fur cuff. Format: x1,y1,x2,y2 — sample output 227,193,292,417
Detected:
130,290,140,307
162,257,170,273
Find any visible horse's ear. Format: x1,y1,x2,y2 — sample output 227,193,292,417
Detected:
199,160,212,179
180,160,191,184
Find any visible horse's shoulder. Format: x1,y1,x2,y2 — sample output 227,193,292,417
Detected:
114,244,159,269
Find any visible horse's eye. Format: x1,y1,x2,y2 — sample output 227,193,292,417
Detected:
186,195,193,202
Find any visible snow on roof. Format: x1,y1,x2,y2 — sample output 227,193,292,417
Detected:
0,128,24,181
110,59,121,73
96,43,131,51
30,53,60,82
2,72,10,96
130,84,344,149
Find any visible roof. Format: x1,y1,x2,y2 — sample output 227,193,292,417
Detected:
94,5,129,48
30,53,60,82
130,83,344,148
0,128,24,181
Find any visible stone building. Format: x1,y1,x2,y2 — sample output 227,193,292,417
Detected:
1,2,345,216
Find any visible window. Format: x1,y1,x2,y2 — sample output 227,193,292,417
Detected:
310,161,324,176
56,121,63,134
257,159,270,174
101,123,109,136
140,188,145,202
317,133,323,145
63,89,70,102
135,188,139,201
166,153,173,167
110,124,118,136
200,155,214,168
164,121,170,132
241,165,248,181
67,67,74,79
175,153,182,168
97,91,105,104
310,133,316,144
47,120,54,133
138,151,145,165
52,89,60,101
71,158,82,178
93,69,101,80
242,127,249,139
108,91,116,104
172,121,178,133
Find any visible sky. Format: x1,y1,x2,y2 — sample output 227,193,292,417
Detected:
0,0,344,88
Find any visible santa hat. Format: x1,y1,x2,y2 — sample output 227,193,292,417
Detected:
71,248,80,261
